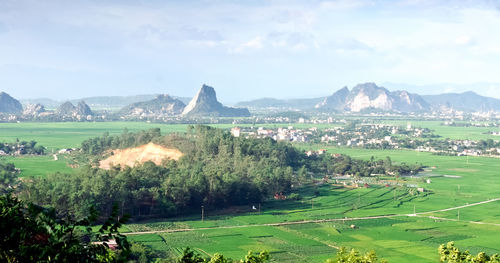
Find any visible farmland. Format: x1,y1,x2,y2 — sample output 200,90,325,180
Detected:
120,147,500,262
0,155,73,177
1,120,500,262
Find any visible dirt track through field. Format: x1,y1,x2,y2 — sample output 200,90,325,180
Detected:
124,198,500,236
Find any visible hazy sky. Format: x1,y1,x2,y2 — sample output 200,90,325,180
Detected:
1,0,500,102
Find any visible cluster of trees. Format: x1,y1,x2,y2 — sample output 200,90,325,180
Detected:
176,248,269,263
23,126,302,220
438,242,500,263
0,162,17,194
81,128,162,155
0,140,45,155
476,139,500,150
326,247,386,263
307,154,424,177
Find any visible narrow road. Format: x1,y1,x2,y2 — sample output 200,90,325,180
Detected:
124,198,500,236
416,198,500,215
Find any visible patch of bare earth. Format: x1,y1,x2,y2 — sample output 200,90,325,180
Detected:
99,142,183,170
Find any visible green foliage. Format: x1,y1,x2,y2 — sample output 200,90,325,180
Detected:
306,153,424,177
128,242,154,263
326,247,387,263
239,251,270,263
288,193,302,200
0,140,45,155
80,128,162,155
438,242,500,263
0,162,18,194
0,194,130,263
177,248,270,263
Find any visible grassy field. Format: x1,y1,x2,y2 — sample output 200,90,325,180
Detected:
1,121,500,261
0,122,194,149
0,155,74,177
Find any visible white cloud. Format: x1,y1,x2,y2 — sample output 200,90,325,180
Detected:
230,36,264,53
455,35,473,46
319,0,373,10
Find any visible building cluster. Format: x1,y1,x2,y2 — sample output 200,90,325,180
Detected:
416,139,500,157
319,123,429,148
231,126,312,142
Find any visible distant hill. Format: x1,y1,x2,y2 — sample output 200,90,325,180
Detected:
342,83,429,112
315,87,349,111
235,97,323,110
118,94,186,117
22,95,191,111
69,95,190,110
182,84,251,117
314,83,429,112
0,92,23,114
23,103,46,116
423,91,500,112
56,101,94,116
20,98,59,109
70,95,158,110
237,83,429,113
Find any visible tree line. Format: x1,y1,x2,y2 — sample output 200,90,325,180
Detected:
0,140,45,155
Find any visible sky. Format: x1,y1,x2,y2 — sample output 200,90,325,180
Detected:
1,0,500,103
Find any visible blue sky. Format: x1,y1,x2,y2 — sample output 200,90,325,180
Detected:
1,0,500,102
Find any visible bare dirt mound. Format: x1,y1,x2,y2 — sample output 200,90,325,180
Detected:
99,142,183,170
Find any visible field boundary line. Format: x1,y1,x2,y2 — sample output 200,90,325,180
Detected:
415,198,500,215
416,215,500,227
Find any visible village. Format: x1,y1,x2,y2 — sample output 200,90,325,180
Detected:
230,122,500,157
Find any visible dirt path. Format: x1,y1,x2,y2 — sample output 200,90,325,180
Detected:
124,198,500,236
415,198,500,215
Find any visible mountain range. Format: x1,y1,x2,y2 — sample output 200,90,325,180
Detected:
3,83,500,115
21,95,191,110
117,84,250,118
118,94,186,117
237,83,500,113
314,83,429,112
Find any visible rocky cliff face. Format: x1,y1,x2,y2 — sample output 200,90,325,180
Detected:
316,83,429,112
119,94,186,117
23,103,46,116
56,101,94,116
182,84,251,117
56,101,76,116
315,86,349,111
0,92,23,114
76,101,94,116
